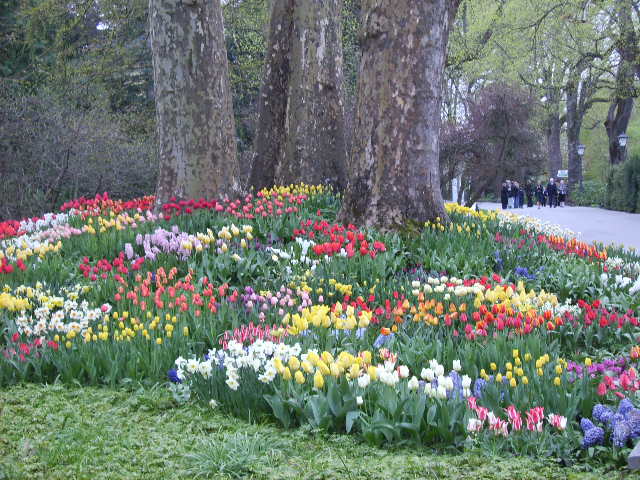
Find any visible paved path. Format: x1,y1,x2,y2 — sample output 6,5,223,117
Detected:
477,202,640,252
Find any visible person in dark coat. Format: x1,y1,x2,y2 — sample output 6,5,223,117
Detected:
526,181,534,207
506,180,515,208
517,182,525,209
500,182,508,209
547,178,558,208
512,182,520,208
535,183,544,209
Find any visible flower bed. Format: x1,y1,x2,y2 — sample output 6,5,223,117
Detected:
1,186,640,467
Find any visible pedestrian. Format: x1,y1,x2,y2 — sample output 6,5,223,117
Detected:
500,182,508,210
526,181,534,207
517,182,525,209
535,183,544,209
547,177,558,208
558,180,567,207
513,182,520,208
507,180,515,209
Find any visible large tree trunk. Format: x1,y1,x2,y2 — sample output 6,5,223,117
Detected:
605,60,635,165
248,0,294,191
250,0,347,192
545,108,562,177
566,80,582,190
339,0,459,229
150,0,240,206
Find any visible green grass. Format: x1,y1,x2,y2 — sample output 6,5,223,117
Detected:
0,383,628,480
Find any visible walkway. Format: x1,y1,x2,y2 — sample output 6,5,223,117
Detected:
477,202,640,252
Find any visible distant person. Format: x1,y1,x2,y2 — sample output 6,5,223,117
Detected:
547,178,558,208
500,182,508,209
513,182,520,208
517,182,525,209
526,181,534,207
535,183,544,209
558,180,567,207
507,180,515,209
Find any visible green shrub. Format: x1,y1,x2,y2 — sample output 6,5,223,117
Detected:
605,154,640,213
570,180,605,207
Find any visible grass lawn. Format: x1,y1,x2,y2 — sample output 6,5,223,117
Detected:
0,383,621,480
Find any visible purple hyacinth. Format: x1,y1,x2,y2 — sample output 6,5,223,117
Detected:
581,426,605,448
167,369,182,383
473,378,487,399
613,421,631,448
626,409,640,438
618,398,635,416
581,418,596,432
593,404,614,425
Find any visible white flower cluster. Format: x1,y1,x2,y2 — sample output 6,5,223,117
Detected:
411,277,486,298
174,340,302,391
549,300,581,318
419,359,471,399
13,285,106,338
497,212,575,239
19,212,73,233
269,237,320,275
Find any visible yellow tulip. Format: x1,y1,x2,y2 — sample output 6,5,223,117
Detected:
314,371,325,389
295,371,305,384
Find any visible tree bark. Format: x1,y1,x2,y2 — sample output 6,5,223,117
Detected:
250,0,347,192
339,0,459,229
150,0,240,207
605,60,635,165
545,107,562,178
248,0,294,191
566,79,582,190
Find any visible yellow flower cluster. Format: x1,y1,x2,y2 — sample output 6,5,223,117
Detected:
60,311,188,347
444,202,499,222
479,351,568,388
82,211,149,234
473,282,558,314
0,282,89,312
259,183,330,198
217,224,253,253
283,304,372,335
0,240,62,263
274,349,375,388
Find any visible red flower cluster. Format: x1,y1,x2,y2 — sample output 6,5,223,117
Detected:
79,253,145,281
3,333,58,362
0,257,27,275
112,268,232,316
160,193,305,221
597,368,640,398
60,193,155,218
293,219,386,258
576,299,639,329
0,220,22,240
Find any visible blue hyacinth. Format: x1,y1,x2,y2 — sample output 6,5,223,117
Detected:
373,332,394,348
580,418,596,432
473,378,487,399
618,398,634,417
610,413,625,429
613,421,631,448
581,426,605,448
626,409,640,438
593,404,614,425
167,369,182,383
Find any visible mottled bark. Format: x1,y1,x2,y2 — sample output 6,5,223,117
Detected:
250,0,347,192
150,0,240,207
566,81,582,190
545,108,562,177
339,0,459,229
606,62,635,165
248,0,294,191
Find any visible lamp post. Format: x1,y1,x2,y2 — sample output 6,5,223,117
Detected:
577,143,585,190
618,133,629,163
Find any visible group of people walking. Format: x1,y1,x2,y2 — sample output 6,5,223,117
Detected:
500,178,568,210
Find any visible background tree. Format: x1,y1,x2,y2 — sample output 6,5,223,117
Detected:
339,0,460,229
249,0,347,192
440,83,544,205
150,0,240,205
